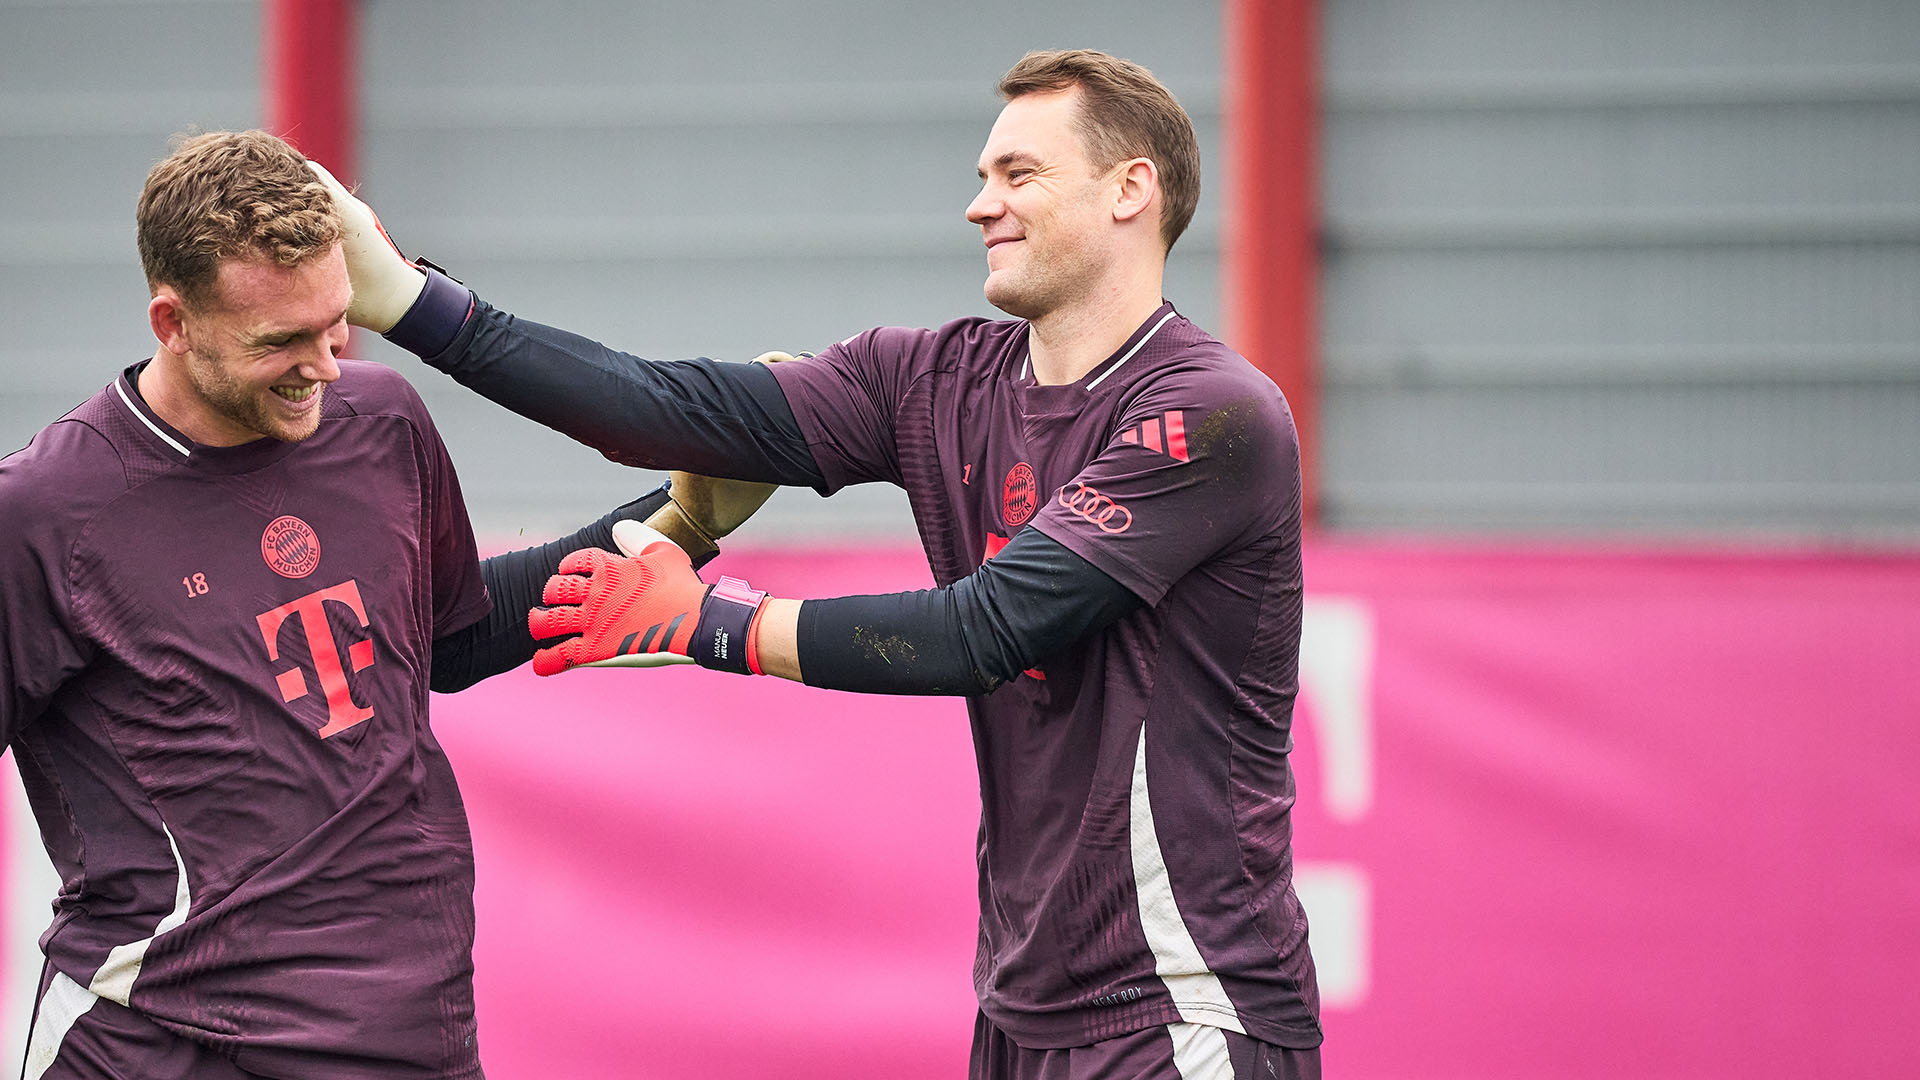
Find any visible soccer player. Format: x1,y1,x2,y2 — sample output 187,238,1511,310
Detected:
326,49,1321,1080
0,131,764,1079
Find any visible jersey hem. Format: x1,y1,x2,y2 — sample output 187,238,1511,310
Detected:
437,591,494,643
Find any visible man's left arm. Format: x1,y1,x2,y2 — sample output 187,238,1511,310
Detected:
430,468,781,693
526,519,1141,694
524,369,1298,692
431,486,673,693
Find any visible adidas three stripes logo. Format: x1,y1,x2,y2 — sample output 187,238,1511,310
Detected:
1119,410,1188,461
617,613,689,656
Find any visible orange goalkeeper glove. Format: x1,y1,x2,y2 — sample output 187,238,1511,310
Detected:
529,521,769,676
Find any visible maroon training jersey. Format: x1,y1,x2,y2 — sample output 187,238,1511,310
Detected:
768,303,1322,1049
0,360,490,1078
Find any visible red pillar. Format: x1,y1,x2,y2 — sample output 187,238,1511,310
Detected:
263,0,358,183
1225,0,1321,526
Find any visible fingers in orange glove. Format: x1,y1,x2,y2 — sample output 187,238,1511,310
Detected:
528,528,709,676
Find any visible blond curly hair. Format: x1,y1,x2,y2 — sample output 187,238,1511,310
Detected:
137,130,341,307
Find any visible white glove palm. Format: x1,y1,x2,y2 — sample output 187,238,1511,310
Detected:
308,161,427,332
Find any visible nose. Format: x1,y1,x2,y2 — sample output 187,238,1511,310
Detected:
301,324,349,382
966,182,1001,226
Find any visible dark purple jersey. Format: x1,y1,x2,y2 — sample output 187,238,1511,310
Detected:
767,303,1321,1050
0,360,490,1078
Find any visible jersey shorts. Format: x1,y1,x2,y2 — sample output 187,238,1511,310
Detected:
970,1011,1321,1080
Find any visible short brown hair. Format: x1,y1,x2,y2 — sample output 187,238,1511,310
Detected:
137,130,341,307
998,49,1201,252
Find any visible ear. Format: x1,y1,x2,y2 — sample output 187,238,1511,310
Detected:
1112,157,1158,225
148,289,191,356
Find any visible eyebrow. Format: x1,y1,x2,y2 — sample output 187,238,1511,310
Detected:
246,326,306,345
246,304,350,345
978,150,1043,179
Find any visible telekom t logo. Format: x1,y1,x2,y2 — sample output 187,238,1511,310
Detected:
255,579,377,738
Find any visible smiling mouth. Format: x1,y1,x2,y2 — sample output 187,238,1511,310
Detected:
272,384,320,403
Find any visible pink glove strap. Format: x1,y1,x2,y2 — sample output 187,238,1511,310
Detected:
692,576,769,675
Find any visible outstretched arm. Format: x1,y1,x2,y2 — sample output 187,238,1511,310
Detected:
530,522,1142,695
431,459,791,692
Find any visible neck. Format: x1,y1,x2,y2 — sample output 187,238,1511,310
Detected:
137,350,182,423
138,350,230,446
1026,260,1165,386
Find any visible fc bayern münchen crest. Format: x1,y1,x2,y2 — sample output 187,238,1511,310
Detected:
261,515,321,579
1002,462,1038,527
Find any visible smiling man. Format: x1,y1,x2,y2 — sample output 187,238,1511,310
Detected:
0,131,759,1079
139,233,351,447
325,49,1323,1080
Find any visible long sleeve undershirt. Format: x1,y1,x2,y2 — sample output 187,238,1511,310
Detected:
398,275,1144,696
430,486,676,693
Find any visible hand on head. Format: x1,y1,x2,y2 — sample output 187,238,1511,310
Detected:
307,161,428,333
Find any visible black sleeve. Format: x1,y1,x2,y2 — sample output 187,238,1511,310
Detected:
793,527,1144,696
430,484,691,693
416,295,826,488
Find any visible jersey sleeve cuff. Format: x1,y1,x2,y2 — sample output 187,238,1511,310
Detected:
383,266,474,358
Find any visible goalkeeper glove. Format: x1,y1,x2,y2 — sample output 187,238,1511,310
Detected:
643,351,808,560
307,161,428,332
529,521,770,676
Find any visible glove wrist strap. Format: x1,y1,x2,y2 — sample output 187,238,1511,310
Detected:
384,264,474,358
692,576,768,675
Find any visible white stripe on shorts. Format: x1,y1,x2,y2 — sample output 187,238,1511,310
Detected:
23,972,99,1080
1169,1020,1236,1080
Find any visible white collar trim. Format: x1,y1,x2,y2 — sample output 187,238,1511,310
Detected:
113,376,191,458
1085,310,1178,391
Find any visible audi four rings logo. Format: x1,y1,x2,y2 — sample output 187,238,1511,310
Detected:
1059,483,1133,533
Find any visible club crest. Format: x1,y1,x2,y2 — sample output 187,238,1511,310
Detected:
261,515,322,579
1002,462,1038,527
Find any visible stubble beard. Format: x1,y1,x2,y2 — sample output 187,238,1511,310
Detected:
984,243,1087,323
185,343,323,444
984,191,1111,323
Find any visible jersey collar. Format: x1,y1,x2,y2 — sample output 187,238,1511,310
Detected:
113,362,193,458
1015,301,1180,390
112,361,305,475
